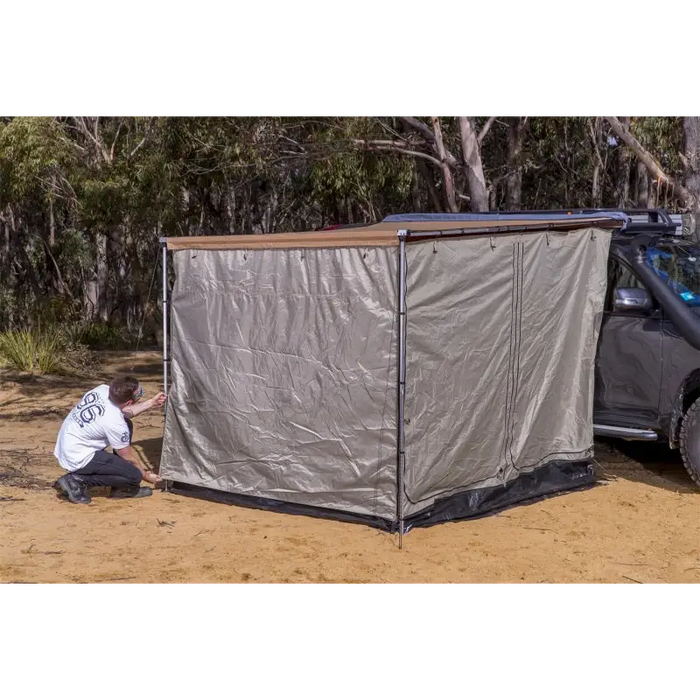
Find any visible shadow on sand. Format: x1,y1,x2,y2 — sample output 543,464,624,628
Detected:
594,438,697,494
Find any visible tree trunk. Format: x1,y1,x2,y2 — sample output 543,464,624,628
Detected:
506,117,527,209
617,117,632,207
411,161,421,210
8,208,41,304
49,193,55,247
417,159,443,211
489,187,497,210
684,117,700,195
648,177,658,208
635,161,649,207
0,214,10,299
431,118,458,212
588,118,605,208
683,117,700,238
591,164,601,207
92,232,109,322
458,117,489,211
345,196,354,225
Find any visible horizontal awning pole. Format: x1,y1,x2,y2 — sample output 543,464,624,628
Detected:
403,219,624,240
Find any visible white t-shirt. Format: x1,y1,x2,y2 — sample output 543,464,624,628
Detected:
54,384,131,471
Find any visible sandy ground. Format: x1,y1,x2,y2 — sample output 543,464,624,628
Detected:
2,350,700,584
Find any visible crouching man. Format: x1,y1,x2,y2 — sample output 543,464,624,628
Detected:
53,376,167,504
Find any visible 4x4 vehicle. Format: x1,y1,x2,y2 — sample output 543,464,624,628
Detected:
590,208,700,486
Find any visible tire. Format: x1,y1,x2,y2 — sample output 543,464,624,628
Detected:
679,396,700,488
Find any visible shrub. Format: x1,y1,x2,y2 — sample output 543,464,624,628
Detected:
72,322,133,350
0,327,99,376
0,330,36,372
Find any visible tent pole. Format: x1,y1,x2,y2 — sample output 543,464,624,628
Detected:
161,240,169,399
397,230,408,549
160,238,170,493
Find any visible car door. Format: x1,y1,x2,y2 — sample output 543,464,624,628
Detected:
594,255,664,429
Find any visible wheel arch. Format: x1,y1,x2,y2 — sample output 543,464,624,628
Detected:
669,369,700,448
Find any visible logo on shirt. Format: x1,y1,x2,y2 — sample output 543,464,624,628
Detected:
120,431,130,444
73,391,105,428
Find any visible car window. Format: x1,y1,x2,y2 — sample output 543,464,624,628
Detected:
646,243,700,307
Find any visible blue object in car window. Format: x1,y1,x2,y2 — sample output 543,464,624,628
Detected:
646,246,700,306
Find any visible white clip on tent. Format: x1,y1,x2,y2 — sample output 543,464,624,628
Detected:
159,213,626,535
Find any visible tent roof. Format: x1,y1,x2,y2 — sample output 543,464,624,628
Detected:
163,214,627,251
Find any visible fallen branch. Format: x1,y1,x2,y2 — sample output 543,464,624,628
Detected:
605,117,694,208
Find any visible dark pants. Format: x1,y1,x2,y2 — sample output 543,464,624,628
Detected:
72,418,140,489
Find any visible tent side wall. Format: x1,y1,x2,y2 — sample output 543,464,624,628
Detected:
160,246,399,522
402,227,611,525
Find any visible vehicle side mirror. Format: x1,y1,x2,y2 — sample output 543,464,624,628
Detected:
613,287,653,312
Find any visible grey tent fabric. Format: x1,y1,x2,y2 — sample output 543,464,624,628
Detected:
160,246,399,520
402,228,610,517
160,223,614,529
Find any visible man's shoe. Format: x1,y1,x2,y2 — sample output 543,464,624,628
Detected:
53,474,91,504
109,486,153,499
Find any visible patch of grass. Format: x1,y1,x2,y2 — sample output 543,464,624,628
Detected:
0,327,99,376
0,330,37,372
36,332,65,374
70,322,133,350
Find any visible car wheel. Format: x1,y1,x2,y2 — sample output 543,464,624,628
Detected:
679,396,700,488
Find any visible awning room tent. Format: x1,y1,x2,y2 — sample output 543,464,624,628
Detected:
159,213,627,534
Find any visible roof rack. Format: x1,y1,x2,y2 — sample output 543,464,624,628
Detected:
454,208,675,229
522,208,676,233
569,208,675,231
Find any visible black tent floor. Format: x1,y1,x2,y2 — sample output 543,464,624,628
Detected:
164,459,596,534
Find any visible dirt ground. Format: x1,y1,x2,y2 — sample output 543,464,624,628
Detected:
2,350,700,584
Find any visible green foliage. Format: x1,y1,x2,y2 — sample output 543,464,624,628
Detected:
55,228,92,270
80,175,133,227
0,330,36,372
0,116,694,338
0,117,76,202
35,331,66,374
0,327,98,376
71,322,133,350
631,117,684,176
522,118,598,208
305,118,422,220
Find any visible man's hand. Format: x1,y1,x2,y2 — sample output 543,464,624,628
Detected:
122,392,168,418
151,392,167,408
116,446,159,483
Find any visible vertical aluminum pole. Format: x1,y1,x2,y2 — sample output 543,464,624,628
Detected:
161,240,168,398
397,230,408,549
161,240,170,492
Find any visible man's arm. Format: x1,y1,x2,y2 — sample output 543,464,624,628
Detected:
116,445,160,484
116,445,142,472
121,392,167,419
